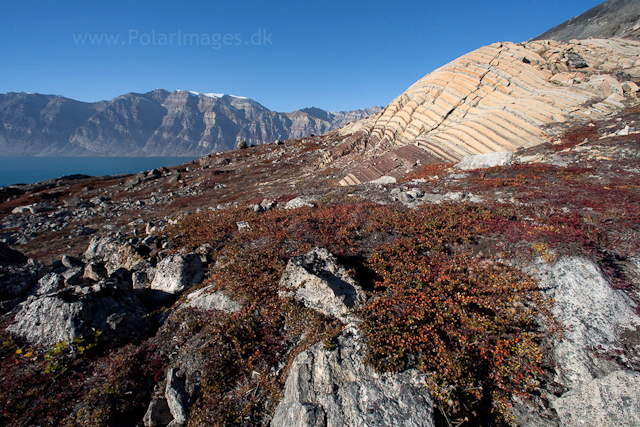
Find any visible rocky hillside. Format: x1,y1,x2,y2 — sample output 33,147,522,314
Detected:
2,2,640,426
1,102,640,426
0,90,381,156
320,38,640,185
533,0,640,41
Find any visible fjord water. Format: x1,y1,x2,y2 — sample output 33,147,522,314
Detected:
0,157,198,187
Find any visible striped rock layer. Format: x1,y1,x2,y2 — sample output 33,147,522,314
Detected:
323,38,640,185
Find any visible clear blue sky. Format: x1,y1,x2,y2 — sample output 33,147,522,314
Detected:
0,0,603,112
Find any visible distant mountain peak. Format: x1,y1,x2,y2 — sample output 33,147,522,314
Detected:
186,91,250,100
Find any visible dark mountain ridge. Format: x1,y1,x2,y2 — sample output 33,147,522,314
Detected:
533,0,640,41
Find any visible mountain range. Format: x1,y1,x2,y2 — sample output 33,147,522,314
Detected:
0,89,380,156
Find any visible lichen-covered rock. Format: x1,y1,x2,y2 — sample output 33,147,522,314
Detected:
33,272,65,295
284,196,317,210
84,235,145,274
271,324,434,427
183,286,240,313
151,254,204,295
521,257,640,427
6,285,149,348
455,151,514,171
279,247,365,321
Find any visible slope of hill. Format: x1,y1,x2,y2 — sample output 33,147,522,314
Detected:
0,90,381,156
533,0,640,41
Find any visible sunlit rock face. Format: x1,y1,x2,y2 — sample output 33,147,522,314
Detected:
324,38,640,185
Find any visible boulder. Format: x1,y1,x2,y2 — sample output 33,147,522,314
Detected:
0,243,40,300
271,324,434,427
83,262,108,281
11,203,54,214
84,235,145,274
521,257,640,427
183,286,240,313
143,398,173,427
166,368,190,425
198,156,230,169
550,72,575,85
6,285,149,348
565,51,588,69
582,75,625,99
455,151,514,171
369,175,397,185
151,254,204,295
284,196,317,210
33,272,65,295
62,266,84,286
622,81,639,95
236,221,252,233
279,247,365,321
61,255,83,269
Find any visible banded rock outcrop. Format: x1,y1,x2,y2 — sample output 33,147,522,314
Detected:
323,38,640,185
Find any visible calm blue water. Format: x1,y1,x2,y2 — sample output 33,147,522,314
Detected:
0,157,198,187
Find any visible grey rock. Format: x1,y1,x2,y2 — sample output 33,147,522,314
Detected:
279,247,365,321
150,254,204,295
391,189,483,207
455,151,514,170
109,267,134,291
565,52,588,69
166,368,189,425
144,169,163,182
83,262,108,281
369,175,397,185
132,271,150,289
11,203,54,214
6,286,149,348
183,286,240,313
62,266,84,286
519,154,545,164
84,235,145,274
522,257,640,427
77,226,96,236
285,196,317,210
125,175,142,188
61,255,83,269
193,243,212,263
198,156,231,168
271,324,434,427
0,244,40,300
236,221,252,232
63,197,93,208
143,398,173,427
261,199,277,211
34,272,64,295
